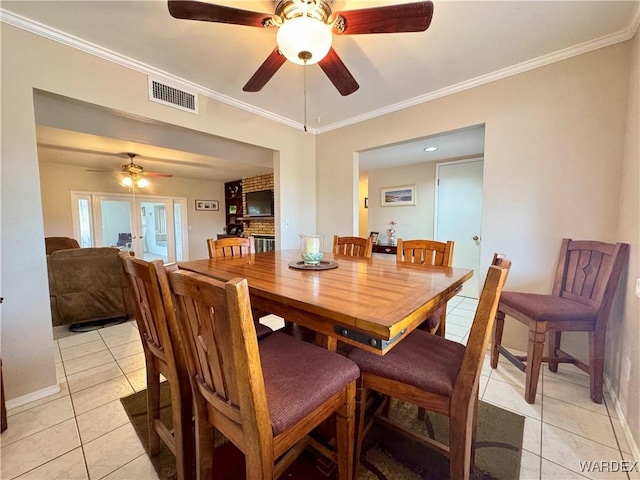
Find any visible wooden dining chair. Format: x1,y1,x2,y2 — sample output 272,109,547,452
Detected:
491,238,629,404
348,255,511,480
166,270,359,480
396,238,455,337
333,235,373,258
207,235,256,258
119,254,195,480
206,235,275,338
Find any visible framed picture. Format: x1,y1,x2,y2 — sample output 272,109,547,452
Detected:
195,199,219,211
229,205,237,214
381,185,416,207
369,231,379,244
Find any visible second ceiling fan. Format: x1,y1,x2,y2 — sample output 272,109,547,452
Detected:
168,0,434,96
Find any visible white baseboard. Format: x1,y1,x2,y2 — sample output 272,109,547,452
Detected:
5,383,61,410
604,374,640,463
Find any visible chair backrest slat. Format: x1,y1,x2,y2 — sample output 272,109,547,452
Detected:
333,235,373,258
207,236,256,259
554,239,626,310
453,257,511,401
168,270,267,436
396,239,454,267
120,254,171,360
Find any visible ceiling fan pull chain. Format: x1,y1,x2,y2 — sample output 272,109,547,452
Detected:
303,58,308,132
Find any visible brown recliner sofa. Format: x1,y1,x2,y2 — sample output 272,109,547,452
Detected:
47,247,135,327
45,236,80,255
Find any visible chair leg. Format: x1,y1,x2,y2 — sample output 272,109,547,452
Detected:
470,392,479,473
194,400,214,480
448,400,474,480
353,377,368,474
548,331,561,373
490,310,505,369
589,331,605,404
436,309,447,338
525,322,547,404
335,382,356,480
146,366,161,456
170,386,195,480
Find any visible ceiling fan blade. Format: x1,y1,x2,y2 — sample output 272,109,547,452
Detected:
243,47,286,92
318,48,359,96
144,172,174,177
168,1,276,28
331,1,434,35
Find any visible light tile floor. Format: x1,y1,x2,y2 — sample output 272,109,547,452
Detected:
1,297,637,479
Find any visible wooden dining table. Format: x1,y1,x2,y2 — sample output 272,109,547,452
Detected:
178,250,473,355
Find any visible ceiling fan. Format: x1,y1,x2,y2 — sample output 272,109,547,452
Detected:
88,153,173,188
167,0,434,96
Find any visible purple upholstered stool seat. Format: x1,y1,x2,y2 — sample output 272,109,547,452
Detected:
499,291,597,325
348,329,465,397
259,333,360,436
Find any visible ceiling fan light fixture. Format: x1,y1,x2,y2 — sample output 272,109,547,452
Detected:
120,176,133,188
120,174,150,189
276,16,332,65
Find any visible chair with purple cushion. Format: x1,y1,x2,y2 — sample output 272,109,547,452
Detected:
396,238,455,337
206,235,275,338
348,256,510,480
119,255,195,480
333,235,373,258
166,269,359,480
207,235,255,258
491,238,629,404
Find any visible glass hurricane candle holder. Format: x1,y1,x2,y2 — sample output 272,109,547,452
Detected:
299,233,324,266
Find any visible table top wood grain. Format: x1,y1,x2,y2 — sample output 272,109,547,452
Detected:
179,250,473,355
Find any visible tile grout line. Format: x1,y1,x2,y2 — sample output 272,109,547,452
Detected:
3,338,91,480
603,395,632,480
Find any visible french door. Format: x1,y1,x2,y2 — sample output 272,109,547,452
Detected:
71,192,188,262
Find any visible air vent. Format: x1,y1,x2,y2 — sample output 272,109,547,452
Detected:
148,78,198,114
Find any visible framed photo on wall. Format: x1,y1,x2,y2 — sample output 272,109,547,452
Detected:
381,185,416,207
195,199,219,211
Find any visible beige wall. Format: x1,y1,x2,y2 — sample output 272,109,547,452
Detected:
39,163,227,260
2,13,638,453
611,28,639,451
366,161,437,244
1,24,315,402
317,41,637,446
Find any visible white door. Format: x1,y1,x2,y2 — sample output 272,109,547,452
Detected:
93,196,141,254
435,159,483,298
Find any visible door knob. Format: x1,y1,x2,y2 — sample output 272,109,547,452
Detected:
472,235,480,241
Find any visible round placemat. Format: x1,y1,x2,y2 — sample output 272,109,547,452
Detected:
288,260,339,271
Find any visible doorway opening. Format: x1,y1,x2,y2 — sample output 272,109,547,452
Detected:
358,125,485,298
72,191,188,263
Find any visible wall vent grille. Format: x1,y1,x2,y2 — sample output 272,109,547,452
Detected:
148,78,198,114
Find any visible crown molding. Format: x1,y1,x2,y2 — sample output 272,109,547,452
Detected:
317,10,640,134
2,5,638,137
0,9,308,132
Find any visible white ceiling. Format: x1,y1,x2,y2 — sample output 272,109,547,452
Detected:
2,0,638,179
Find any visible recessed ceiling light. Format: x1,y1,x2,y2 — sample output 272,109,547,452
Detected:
423,146,438,152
